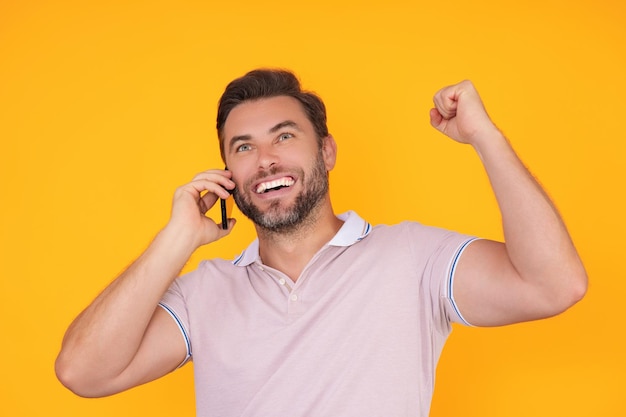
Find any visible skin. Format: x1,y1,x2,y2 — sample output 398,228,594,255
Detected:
55,81,587,399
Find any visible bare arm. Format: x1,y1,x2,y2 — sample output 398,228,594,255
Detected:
55,169,236,397
430,81,587,326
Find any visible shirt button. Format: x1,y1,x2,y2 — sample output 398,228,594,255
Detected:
290,294,298,302
279,278,286,285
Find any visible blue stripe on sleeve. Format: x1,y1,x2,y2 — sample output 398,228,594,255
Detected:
447,238,479,327
158,302,192,366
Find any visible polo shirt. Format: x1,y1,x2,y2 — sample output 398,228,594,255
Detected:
159,211,476,417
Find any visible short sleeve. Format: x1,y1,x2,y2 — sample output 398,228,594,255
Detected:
407,222,478,328
440,237,479,326
159,279,192,367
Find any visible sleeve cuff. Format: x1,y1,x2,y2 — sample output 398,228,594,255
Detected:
158,302,192,367
446,237,480,327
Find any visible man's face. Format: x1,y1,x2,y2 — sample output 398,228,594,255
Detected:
222,96,335,232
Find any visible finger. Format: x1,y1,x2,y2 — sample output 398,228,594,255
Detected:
214,217,237,236
193,169,233,181
198,190,220,214
225,217,236,231
172,180,230,219
434,87,459,119
433,95,451,119
184,178,233,200
198,195,211,215
191,169,235,191
429,107,444,129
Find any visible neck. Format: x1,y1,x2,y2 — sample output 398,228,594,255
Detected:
256,198,343,282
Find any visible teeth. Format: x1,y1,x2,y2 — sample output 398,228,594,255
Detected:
256,177,295,194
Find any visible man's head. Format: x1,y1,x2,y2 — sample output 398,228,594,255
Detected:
216,69,329,161
217,69,337,234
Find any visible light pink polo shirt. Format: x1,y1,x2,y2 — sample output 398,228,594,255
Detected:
160,211,475,417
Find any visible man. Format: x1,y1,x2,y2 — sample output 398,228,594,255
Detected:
56,69,587,416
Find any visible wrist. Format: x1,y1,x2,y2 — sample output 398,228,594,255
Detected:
155,223,202,259
471,128,509,160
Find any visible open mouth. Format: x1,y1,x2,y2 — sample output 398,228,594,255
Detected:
255,176,295,194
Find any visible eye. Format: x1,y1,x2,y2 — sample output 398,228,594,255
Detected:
278,132,293,141
236,143,252,152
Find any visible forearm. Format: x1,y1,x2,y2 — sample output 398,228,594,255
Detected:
475,131,587,307
56,225,197,385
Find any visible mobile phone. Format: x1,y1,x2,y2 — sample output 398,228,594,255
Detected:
220,168,234,230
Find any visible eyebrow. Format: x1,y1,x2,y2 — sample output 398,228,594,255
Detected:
269,120,302,134
227,120,302,152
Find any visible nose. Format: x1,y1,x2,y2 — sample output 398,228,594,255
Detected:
256,143,279,170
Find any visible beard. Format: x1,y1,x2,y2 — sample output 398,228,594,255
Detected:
232,150,329,233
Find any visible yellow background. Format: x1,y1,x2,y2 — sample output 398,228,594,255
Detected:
1,0,624,416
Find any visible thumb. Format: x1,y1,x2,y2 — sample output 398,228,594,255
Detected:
218,217,237,235
429,108,445,131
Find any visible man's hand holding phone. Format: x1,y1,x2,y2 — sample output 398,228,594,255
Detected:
165,168,236,249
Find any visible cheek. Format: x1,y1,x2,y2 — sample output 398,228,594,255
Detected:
233,172,247,190
225,166,246,191
226,159,251,182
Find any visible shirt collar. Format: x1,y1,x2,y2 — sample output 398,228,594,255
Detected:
232,211,371,266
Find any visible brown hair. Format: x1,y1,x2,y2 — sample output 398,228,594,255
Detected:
216,69,329,160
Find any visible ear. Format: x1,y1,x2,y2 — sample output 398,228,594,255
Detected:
321,134,337,171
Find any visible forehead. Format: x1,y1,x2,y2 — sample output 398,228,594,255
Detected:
223,96,311,138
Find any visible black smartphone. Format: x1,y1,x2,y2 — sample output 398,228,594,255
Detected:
220,167,234,230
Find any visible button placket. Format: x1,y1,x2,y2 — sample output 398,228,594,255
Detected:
253,261,306,316
255,261,293,296
287,277,307,317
